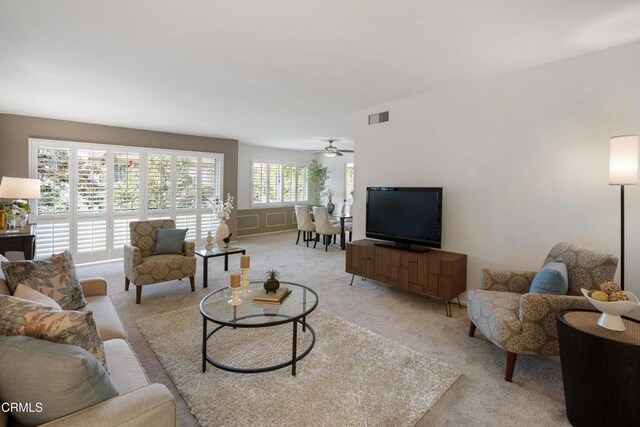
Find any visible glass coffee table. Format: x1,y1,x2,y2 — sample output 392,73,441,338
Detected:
199,281,318,376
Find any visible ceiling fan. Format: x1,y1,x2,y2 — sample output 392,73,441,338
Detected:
321,139,354,158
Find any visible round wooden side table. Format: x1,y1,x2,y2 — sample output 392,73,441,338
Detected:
556,309,640,426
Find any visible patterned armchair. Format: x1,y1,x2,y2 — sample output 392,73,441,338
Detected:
124,220,196,304
468,242,617,382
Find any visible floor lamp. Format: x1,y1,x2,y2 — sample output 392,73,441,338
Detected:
609,135,639,291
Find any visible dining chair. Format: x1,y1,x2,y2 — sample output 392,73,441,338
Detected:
312,206,342,251
294,205,315,247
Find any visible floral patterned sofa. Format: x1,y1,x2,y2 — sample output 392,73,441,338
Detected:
467,242,618,382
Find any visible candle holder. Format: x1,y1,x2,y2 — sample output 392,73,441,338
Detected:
228,286,242,306
240,268,251,298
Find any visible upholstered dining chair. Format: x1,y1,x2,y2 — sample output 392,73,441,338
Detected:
312,206,342,251
294,205,315,246
467,242,618,382
124,220,196,304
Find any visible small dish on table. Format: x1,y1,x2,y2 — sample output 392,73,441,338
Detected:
581,288,640,331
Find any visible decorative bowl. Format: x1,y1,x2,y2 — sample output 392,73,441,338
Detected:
581,288,640,331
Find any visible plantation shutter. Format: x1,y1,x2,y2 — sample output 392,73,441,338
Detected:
35,146,71,257
283,165,296,203
200,156,221,239
268,163,282,203
252,162,268,203
113,151,141,251
147,154,172,211
296,166,308,202
76,149,108,259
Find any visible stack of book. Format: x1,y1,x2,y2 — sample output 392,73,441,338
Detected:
253,287,291,304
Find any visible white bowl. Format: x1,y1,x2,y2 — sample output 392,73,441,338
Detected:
581,288,640,331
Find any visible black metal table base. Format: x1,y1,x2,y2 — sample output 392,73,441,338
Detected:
202,314,315,376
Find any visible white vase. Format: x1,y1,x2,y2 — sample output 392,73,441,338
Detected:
215,219,229,248
205,231,214,251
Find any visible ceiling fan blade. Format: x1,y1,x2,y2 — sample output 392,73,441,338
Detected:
339,149,354,153
336,151,344,157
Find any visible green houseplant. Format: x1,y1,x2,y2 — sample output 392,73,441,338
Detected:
264,269,280,293
308,159,329,206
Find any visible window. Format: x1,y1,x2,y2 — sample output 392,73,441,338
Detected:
30,139,223,263
251,161,308,206
345,162,354,202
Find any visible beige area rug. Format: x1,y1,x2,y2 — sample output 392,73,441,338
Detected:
137,306,460,427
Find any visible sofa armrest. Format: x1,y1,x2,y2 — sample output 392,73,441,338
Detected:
124,244,142,280
79,278,108,297
519,293,592,339
184,241,195,257
481,269,537,293
42,383,176,427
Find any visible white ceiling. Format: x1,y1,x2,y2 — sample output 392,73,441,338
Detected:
2,1,640,150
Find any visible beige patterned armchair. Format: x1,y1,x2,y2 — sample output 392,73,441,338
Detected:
124,220,196,304
468,242,617,382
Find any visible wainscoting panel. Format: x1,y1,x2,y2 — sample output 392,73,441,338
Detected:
237,207,297,236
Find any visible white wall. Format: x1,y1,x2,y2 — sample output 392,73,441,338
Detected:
237,143,314,209
319,152,354,206
354,40,640,299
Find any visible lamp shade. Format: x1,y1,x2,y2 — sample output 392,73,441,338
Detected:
609,135,639,185
0,177,42,199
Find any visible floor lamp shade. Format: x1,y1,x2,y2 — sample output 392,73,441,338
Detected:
609,135,639,185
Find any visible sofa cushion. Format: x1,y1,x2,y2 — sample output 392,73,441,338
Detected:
0,279,10,296
530,260,568,295
0,335,118,426
104,339,150,395
0,295,107,370
154,228,188,255
85,296,127,341
13,283,62,309
1,250,87,309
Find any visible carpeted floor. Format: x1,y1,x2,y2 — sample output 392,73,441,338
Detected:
77,231,570,426
137,307,460,427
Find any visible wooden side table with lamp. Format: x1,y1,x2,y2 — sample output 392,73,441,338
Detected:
0,177,42,260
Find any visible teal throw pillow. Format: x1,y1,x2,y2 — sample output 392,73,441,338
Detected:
530,259,568,295
0,335,118,425
154,228,188,255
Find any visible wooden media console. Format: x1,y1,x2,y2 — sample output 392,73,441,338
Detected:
345,239,467,316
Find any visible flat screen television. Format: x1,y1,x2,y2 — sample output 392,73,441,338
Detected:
366,187,442,252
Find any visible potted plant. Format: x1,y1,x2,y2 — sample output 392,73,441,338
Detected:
264,269,280,293
308,159,329,206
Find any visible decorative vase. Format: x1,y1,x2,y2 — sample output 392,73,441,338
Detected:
326,201,335,215
264,279,280,294
205,231,214,251
215,219,229,248
17,213,28,228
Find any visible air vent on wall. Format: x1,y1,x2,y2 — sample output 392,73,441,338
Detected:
368,111,389,125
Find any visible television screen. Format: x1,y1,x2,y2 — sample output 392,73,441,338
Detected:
366,187,442,250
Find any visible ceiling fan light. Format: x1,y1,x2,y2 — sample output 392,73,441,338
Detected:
325,151,337,158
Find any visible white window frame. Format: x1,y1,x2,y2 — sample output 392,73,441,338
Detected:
29,138,224,263
250,159,308,208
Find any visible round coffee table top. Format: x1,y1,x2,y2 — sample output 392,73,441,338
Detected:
199,281,318,327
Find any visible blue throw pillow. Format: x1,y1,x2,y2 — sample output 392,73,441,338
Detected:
154,228,188,255
530,259,568,295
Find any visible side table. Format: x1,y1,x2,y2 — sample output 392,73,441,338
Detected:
0,224,37,260
556,309,640,426
195,247,246,288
